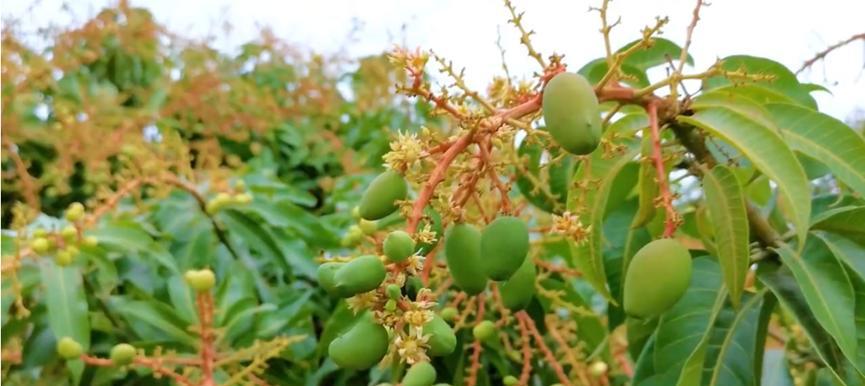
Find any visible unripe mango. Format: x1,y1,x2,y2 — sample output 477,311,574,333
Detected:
472,320,495,341
439,307,457,322
56,337,83,359
542,73,601,155
499,258,536,311
384,230,415,262
423,315,456,356
480,216,529,281
328,312,389,369
110,343,136,366
623,239,693,318
333,255,386,297
359,170,407,220
445,224,487,295
403,361,436,386
317,262,344,296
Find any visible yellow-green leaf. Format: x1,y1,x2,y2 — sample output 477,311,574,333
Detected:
702,165,750,307
679,107,810,246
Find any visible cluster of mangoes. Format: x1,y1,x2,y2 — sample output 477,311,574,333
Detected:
28,202,98,267
56,336,137,366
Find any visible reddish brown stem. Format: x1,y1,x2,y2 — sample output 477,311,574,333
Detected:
647,101,678,237
466,294,486,386
516,310,533,385
517,311,572,386
196,292,217,386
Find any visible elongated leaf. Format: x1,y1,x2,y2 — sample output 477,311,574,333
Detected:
633,258,726,386
109,297,197,348
578,58,650,88
766,103,865,197
568,143,640,301
811,206,865,243
849,271,865,374
679,107,810,245
776,239,858,373
617,37,694,70
702,165,750,307
704,55,817,108
814,231,865,282
702,290,767,386
40,262,90,349
761,349,795,386
758,263,860,384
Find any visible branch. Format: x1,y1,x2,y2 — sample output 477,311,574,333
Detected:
516,311,572,386
465,294,486,386
196,292,217,386
796,32,865,74
516,315,533,385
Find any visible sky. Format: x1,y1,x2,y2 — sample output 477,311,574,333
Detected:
4,0,864,121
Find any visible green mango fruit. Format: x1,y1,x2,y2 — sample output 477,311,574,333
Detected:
480,216,529,281
499,258,536,311
445,224,488,295
422,315,456,356
334,255,386,297
384,230,416,262
472,320,495,341
110,343,136,366
403,361,436,386
542,72,602,155
623,239,693,318
56,337,83,359
359,170,407,220
317,262,344,296
328,312,389,370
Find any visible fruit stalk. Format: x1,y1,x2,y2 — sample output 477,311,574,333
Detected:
647,101,680,237
196,292,217,386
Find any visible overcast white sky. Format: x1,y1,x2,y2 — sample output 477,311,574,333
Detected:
4,0,864,120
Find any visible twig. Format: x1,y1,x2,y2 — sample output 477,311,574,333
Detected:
465,294,486,386
796,33,865,74
196,292,217,386
516,311,572,386
516,315,533,385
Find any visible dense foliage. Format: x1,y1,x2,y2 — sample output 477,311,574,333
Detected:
2,1,864,386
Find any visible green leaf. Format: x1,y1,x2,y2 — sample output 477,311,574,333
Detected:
578,58,650,88
633,258,726,386
811,206,865,243
221,209,292,276
166,276,198,325
702,290,768,386
776,239,858,373
109,296,197,348
679,107,811,246
814,231,865,282
704,55,817,108
40,262,90,350
617,37,695,70
761,349,795,386
702,165,750,307
568,142,640,301
758,263,860,385
849,270,865,374
766,103,865,197
515,132,574,214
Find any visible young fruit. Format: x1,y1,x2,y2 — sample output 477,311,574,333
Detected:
56,337,83,359
480,216,529,281
82,235,99,247
403,361,437,386
623,239,693,318
110,343,136,366
499,258,537,311
589,360,608,376
317,262,344,296
328,312,389,369
503,375,518,385
439,307,458,322
333,255,386,297
358,170,407,220
65,202,85,222
30,237,51,254
233,193,253,205
444,224,487,295
341,225,364,247
61,225,78,242
541,72,601,155
386,284,402,299
472,320,495,341
383,230,415,263
184,269,216,292
55,247,75,266
423,315,457,356
359,219,378,235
